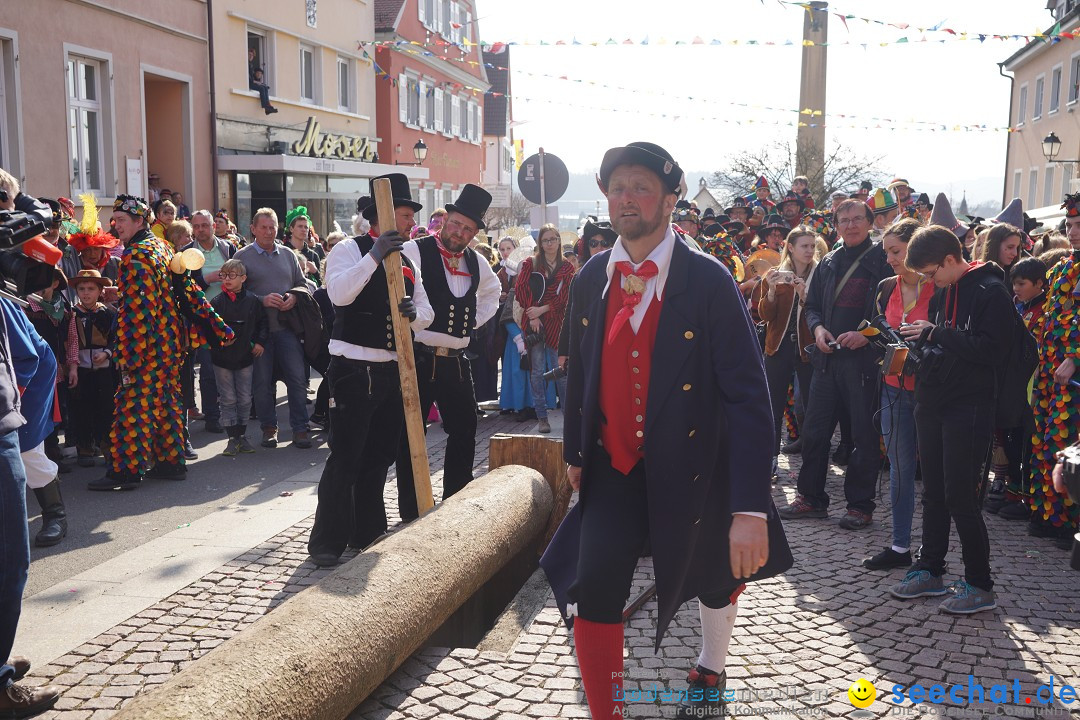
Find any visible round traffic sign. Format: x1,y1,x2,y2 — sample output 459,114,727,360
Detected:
517,152,569,205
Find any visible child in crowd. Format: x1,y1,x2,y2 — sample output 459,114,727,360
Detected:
987,257,1048,520
69,270,118,467
210,260,268,456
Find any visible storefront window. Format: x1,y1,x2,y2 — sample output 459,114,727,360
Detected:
287,174,327,192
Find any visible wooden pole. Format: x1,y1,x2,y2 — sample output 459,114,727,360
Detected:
372,178,434,515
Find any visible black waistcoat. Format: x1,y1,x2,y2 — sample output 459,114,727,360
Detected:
416,234,479,340
331,235,416,351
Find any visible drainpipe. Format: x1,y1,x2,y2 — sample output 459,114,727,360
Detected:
207,0,220,209
999,62,1014,208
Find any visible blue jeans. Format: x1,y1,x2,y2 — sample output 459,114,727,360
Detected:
528,344,566,420
196,347,219,422
253,330,309,434
213,364,254,429
881,383,917,550
0,429,29,687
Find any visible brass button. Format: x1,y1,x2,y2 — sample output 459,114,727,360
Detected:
635,383,641,390
688,429,696,438
632,350,639,358
387,333,393,339
632,367,640,374
387,324,392,330
635,415,643,422
635,430,643,438
635,398,641,405
450,304,456,310
582,317,589,326
684,331,694,340
597,438,603,446
683,383,692,391
449,312,455,317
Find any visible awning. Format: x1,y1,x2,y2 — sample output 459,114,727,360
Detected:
216,153,428,181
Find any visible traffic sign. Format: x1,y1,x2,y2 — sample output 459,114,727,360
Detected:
518,151,569,205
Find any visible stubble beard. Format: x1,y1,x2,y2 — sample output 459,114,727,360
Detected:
615,205,666,242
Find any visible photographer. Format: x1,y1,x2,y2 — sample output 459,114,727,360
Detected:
890,225,1015,614
515,224,574,434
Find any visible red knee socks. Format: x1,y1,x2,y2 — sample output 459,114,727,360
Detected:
573,618,625,718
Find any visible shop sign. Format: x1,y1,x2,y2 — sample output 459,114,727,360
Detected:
291,117,376,162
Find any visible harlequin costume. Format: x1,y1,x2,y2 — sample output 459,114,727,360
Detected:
745,175,775,212
541,142,792,720
88,195,232,491
700,224,745,281
1027,194,1080,538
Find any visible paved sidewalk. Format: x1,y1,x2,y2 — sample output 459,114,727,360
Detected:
21,424,1080,719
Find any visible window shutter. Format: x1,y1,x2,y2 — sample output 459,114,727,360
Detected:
418,0,426,24
432,0,441,35
398,74,408,122
418,81,428,127
465,11,472,43
450,1,460,42
451,95,460,136
434,87,444,132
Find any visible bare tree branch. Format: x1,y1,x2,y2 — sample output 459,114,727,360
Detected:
485,192,534,231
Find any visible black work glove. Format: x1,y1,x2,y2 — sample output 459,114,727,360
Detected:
398,296,417,321
370,230,404,263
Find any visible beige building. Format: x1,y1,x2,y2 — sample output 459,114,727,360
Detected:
1001,1,1080,218
1,0,212,211
213,0,425,237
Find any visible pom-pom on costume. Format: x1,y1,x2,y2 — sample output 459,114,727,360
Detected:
67,194,120,254
90,195,233,490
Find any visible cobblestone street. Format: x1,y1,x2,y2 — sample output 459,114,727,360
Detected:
20,413,1080,719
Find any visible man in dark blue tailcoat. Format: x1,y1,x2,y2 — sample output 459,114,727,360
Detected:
541,142,793,719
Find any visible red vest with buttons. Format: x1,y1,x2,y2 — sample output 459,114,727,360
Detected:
600,271,663,475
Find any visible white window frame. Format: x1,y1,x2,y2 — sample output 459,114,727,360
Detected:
336,56,352,112
0,31,16,176
65,52,109,197
418,79,429,129
458,94,468,139
442,88,454,137
405,74,420,127
468,100,479,143
1012,170,1023,201
463,9,472,44
299,43,318,104
1017,83,1028,126
451,94,461,136
1044,164,1057,207
1034,74,1045,121
1050,63,1063,114
1063,163,1075,196
246,26,274,91
1069,52,1080,105
1028,166,1038,209
433,86,444,132
441,0,452,38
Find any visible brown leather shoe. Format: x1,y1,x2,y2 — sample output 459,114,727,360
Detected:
293,431,312,449
5,656,29,681
261,429,278,448
0,682,61,718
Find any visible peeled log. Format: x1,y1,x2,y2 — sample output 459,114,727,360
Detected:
112,466,552,720
489,434,571,556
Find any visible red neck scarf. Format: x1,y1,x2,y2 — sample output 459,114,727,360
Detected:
607,260,659,344
435,235,471,278
223,289,238,302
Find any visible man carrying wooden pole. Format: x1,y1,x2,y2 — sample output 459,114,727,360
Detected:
307,174,435,567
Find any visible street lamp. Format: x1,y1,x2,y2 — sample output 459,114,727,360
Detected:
1041,131,1080,164
395,139,428,166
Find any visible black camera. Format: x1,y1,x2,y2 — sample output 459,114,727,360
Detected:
858,315,952,380
523,328,545,351
542,365,566,383
0,195,62,298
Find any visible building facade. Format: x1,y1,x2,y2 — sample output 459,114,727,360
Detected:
373,0,488,227
1,0,212,212
481,46,514,214
214,0,424,239
1001,2,1080,213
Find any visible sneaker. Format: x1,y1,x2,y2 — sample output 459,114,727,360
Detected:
890,569,947,599
838,509,873,530
781,438,802,455
863,548,912,570
940,581,997,614
832,442,852,466
183,440,198,460
238,436,256,454
293,431,312,449
537,418,551,434
0,682,61,718
998,500,1030,521
778,496,828,519
222,438,241,457
261,429,278,448
674,667,726,719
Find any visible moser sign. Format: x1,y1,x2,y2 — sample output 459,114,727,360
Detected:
291,117,376,162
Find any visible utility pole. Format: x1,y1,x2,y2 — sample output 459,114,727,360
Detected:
796,1,828,198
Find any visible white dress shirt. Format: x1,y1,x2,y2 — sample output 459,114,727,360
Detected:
401,236,502,349
324,236,434,362
605,224,767,521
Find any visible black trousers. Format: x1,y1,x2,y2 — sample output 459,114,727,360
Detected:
796,353,881,513
571,450,739,623
71,366,117,451
913,399,994,590
763,335,813,456
397,349,477,520
308,357,403,557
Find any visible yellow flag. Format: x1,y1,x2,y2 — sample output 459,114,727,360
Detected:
514,139,524,170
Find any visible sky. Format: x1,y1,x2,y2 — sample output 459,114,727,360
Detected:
476,0,1053,205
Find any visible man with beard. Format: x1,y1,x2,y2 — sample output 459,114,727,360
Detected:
888,178,915,214
542,142,791,719
725,197,756,254
776,190,805,227
395,182,501,521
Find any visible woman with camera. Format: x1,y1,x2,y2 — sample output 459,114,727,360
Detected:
863,218,936,571
758,226,819,479
514,224,575,433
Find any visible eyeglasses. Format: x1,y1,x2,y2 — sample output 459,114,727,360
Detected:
836,216,867,226
921,265,941,280
445,218,478,238
588,238,603,248
220,272,245,280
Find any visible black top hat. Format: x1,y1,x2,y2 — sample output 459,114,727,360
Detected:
362,174,423,220
701,207,716,220
701,222,724,237
356,195,372,215
725,197,753,217
445,184,493,230
756,214,790,238
582,218,617,244
714,213,746,235
776,190,804,212
598,142,683,195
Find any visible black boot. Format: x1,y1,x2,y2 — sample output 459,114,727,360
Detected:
32,477,68,547
146,461,187,481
